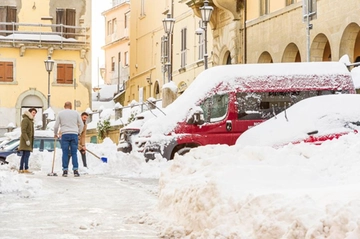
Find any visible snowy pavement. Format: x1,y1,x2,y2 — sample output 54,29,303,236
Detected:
0,173,160,239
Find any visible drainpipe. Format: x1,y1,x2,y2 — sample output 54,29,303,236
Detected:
244,0,247,64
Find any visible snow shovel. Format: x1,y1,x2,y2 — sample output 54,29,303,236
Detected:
47,138,58,176
86,149,107,163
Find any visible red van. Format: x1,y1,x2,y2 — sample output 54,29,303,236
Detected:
135,62,356,161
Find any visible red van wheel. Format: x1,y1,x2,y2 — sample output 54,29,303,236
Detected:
176,147,192,156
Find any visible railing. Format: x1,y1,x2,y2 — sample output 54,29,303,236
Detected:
0,22,90,47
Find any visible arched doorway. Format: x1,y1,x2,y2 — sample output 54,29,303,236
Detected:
16,90,46,127
153,80,161,99
339,23,360,62
258,51,273,63
282,43,301,62
311,33,332,61
224,51,232,65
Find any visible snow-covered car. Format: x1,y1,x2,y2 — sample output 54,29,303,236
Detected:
0,136,61,164
236,94,360,148
117,108,164,153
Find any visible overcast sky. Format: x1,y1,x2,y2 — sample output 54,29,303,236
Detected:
91,0,112,86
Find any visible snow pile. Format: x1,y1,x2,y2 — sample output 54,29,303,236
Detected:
157,133,360,238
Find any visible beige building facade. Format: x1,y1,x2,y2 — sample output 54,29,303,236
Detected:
119,0,360,108
185,0,360,65
0,0,91,133
127,0,211,107
101,0,130,98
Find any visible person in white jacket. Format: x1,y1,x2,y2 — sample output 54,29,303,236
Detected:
54,101,84,177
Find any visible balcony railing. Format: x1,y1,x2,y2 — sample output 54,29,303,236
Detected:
0,22,90,48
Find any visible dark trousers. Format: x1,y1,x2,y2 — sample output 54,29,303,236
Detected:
61,134,79,170
68,149,87,167
19,150,31,170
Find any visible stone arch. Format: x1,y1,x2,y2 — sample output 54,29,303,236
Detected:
258,51,273,63
339,23,360,63
282,43,301,62
212,21,241,65
311,33,332,61
218,44,234,65
225,51,232,65
15,89,46,126
153,80,161,100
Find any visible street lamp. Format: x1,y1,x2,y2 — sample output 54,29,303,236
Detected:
199,0,213,70
44,55,54,108
162,13,175,82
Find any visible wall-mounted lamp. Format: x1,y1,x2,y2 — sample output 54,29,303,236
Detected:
32,2,36,10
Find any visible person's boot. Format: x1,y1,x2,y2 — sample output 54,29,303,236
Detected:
74,170,80,177
62,170,68,177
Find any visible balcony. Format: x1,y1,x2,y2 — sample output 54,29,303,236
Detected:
180,0,244,21
0,22,90,49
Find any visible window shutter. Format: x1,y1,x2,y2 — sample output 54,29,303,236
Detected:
56,9,65,35
66,9,76,38
0,62,13,82
57,64,65,84
0,62,4,81
5,62,13,82
65,64,73,84
0,7,6,36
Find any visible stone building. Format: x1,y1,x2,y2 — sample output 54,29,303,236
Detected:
0,0,92,134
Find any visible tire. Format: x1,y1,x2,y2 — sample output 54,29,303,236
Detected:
0,157,7,165
176,147,192,156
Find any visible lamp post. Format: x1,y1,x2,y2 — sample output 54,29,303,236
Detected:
44,56,54,108
162,13,175,82
199,0,213,70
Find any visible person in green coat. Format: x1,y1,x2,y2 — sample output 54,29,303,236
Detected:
18,108,37,173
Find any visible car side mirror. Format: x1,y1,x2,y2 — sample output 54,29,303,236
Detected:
187,111,205,125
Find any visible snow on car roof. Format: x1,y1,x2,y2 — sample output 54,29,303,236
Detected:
140,62,354,137
122,108,164,130
236,94,360,147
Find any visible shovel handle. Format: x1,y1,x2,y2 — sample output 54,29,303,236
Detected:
86,149,101,160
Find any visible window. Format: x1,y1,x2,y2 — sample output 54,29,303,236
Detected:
56,8,76,38
33,139,41,150
0,6,17,36
125,13,130,29
0,61,13,82
57,63,73,84
181,28,187,68
286,0,295,6
111,56,115,71
161,35,168,64
200,94,229,123
197,21,204,60
124,51,129,66
107,20,112,35
236,90,337,120
260,0,269,16
112,18,117,34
